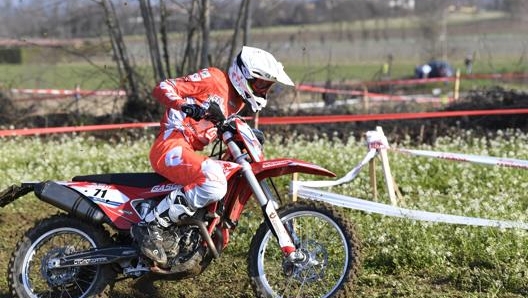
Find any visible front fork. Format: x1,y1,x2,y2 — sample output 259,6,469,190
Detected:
226,138,303,262
242,162,298,257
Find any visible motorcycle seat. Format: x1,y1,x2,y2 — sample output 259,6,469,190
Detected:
72,172,169,188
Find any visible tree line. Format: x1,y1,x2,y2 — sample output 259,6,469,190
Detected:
1,0,527,122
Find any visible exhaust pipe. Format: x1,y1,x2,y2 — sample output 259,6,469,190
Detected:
34,181,106,223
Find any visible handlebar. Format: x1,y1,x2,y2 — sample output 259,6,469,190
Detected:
204,101,226,124
204,101,242,134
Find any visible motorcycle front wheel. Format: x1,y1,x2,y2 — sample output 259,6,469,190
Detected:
248,201,361,298
8,214,116,298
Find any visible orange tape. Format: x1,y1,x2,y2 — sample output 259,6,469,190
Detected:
257,109,528,125
2,109,528,137
0,122,159,137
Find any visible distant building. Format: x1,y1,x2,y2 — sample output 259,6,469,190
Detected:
388,0,415,10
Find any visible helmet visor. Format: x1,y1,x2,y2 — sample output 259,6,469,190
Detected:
248,78,274,98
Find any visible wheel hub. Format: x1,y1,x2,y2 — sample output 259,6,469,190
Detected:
282,239,328,283
40,246,79,287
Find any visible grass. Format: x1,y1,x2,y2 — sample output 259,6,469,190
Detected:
0,63,121,90
1,129,528,297
244,11,508,36
0,58,525,92
1,11,526,91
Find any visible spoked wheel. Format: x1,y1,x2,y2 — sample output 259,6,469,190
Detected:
248,201,361,298
8,214,116,298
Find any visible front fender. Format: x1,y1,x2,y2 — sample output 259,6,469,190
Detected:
252,158,336,179
223,158,335,224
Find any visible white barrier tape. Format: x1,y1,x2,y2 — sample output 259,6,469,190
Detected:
290,129,528,229
294,130,528,190
395,148,528,170
366,130,528,169
293,185,528,229
294,130,389,189
294,149,377,188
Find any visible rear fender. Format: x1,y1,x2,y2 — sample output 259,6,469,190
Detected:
0,183,35,207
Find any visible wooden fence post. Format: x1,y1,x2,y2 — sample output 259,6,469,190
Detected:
454,69,460,101
376,126,398,206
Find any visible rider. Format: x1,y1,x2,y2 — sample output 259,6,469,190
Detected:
131,46,295,265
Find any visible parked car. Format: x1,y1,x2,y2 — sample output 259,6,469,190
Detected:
414,60,454,79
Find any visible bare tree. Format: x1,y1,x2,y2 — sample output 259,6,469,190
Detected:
159,0,172,78
177,0,200,75
415,0,450,60
242,0,252,45
97,0,158,121
200,0,211,68
139,0,165,82
503,0,528,21
98,0,138,96
226,1,246,69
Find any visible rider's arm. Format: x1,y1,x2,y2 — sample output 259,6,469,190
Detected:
152,78,186,110
151,68,220,110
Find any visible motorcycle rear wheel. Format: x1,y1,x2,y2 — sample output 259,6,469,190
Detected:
248,201,361,298
8,214,116,298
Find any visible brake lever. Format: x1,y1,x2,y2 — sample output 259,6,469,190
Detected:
218,117,236,134
204,101,226,124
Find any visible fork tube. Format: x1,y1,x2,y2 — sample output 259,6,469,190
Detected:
259,180,279,207
224,134,296,255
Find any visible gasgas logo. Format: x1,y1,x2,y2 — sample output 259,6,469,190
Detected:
151,184,180,193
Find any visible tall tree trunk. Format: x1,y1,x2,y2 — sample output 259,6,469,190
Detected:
98,0,158,121
200,0,210,68
226,0,246,69
159,0,172,78
243,0,252,45
139,0,165,82
99,0,138,97
179,0,198,75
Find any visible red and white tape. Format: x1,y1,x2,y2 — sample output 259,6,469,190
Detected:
297,84,450,103
397,148,528,170
0,122,159,137
10,71,527,101
10,88,126,97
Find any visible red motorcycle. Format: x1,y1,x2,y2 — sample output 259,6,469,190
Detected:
0,102,361,298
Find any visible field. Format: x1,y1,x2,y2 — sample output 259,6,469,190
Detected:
1,11,528,91
1,130,528,297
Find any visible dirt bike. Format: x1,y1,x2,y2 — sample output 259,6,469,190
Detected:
0,102,361,298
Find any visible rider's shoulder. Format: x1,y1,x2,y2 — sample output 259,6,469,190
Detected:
204,67,225,77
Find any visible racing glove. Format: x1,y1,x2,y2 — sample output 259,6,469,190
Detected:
181,104,206,121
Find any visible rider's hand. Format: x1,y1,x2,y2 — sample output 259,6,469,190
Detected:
252,128,265,145
181,104,206,121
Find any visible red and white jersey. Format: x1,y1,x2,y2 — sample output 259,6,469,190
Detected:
152,67,245,150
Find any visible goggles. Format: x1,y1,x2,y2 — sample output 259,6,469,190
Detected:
248,78,274,97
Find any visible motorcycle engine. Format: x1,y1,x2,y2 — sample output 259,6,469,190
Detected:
161,225,203,267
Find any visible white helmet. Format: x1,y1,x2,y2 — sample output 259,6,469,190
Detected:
228,46,294,112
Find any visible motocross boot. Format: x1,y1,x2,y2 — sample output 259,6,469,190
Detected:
130,221,167,265
131,189,195,265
